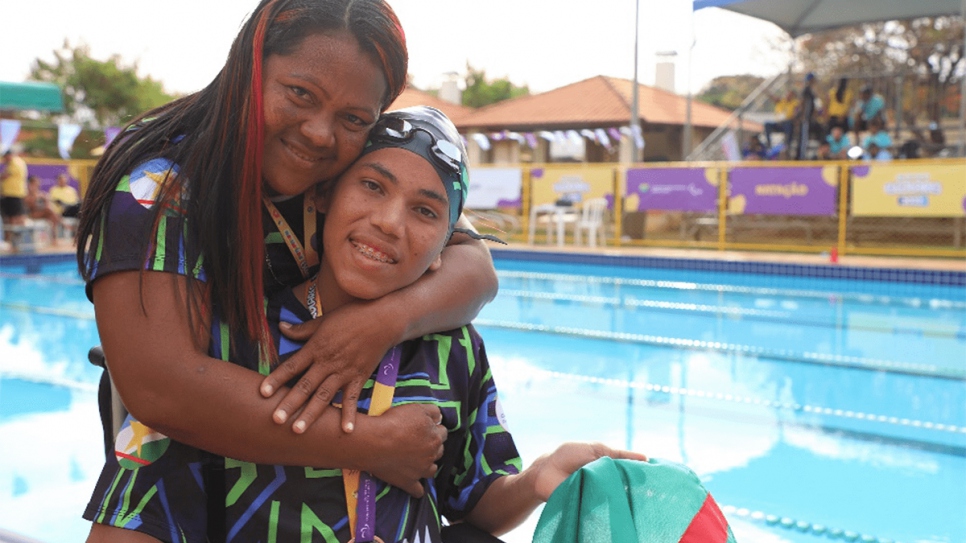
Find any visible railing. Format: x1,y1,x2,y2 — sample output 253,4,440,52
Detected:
466,158,966,259
687,72,789,162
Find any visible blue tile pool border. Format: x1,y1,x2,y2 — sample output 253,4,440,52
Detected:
0,252,76,274
3,250,964,287
491,249,966,287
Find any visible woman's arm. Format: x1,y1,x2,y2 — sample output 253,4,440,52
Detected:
93,270,446,496
260,213,498,433
464,443,648,536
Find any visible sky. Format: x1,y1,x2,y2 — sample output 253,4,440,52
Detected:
0,0,792,98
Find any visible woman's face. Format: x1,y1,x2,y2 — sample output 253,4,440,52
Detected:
320,147,450,304
261,31,388,196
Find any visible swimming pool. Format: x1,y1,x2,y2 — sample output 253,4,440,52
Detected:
1,252,964,543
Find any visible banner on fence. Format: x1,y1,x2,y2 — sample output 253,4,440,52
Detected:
625,167,718,213
26,163,74,193
728,166,838,216
531,166,614,208
851,162,966,217
465,167,522,209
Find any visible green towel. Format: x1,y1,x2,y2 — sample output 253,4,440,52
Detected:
533,458,736,543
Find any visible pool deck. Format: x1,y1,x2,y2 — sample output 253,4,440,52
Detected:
4,240,964,273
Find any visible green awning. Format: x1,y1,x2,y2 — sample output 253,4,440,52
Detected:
0,81,64,112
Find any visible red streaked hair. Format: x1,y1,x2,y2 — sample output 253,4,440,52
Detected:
238,2,273,346
77,0,409,359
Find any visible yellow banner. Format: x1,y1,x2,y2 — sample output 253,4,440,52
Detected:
851,162,966,217
530,166,614,207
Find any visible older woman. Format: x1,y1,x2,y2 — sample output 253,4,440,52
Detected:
80,2,498,541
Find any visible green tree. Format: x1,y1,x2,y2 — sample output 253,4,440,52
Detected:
461,63,529,108
697,75,766,110
28,40,177,128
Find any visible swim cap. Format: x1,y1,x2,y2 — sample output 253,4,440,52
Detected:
360,106,504,244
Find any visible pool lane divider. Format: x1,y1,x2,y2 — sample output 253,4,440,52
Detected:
475,319,966,381
721,505,904,543
1,370,99,393
1,301,95,320
497,270,966,310
498,289,966,340
0,271,86,285
524,368,964,435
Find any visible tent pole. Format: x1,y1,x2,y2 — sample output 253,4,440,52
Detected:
960,0,966,156
630,0,641,163
683,3,695,160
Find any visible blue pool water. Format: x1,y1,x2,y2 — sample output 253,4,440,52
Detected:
1,254,964,543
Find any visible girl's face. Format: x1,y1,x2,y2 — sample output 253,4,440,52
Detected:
261,31,388,196
319,147,450,305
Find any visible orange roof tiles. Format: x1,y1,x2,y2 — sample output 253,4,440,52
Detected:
387,86,474,125
456,75,757,131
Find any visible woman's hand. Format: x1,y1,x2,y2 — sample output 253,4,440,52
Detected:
262,213,498,434
260,301,398,434
365,403,447,497
529,442,648,501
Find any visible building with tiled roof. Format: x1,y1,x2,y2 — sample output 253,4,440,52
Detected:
447,75,759,164
387,86,474,125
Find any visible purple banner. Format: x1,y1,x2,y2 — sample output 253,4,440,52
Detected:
104,126,122,146
26,164,76,193
729,166,837,216
626,167,717,212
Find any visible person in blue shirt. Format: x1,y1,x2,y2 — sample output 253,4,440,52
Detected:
851,85,885,141
825,125,852,159
861,118,893,161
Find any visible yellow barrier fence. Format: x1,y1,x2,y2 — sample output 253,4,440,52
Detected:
467,158,966,259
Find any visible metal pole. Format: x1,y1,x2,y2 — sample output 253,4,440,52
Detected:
960,0,966,156
683,4,695,160
630,0,641,162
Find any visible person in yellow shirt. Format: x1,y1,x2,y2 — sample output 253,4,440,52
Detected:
1,149,28,226
49,173,81,217
764,90,799,149
826,77,853,134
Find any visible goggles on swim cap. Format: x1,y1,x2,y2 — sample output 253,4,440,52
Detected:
370,116,465,178
362,106,505,244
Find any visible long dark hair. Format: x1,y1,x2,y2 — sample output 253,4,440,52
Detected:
76,0,408,349
835,77,848,103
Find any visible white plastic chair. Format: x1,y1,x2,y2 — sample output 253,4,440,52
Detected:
574,198,608,247
529,203,578,246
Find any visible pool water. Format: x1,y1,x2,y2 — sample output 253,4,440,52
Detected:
1,257,964,543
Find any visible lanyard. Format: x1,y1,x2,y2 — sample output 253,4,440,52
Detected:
305,281,399,542
344,346,401,543
264,195,319,280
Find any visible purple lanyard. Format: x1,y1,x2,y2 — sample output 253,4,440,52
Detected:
345,345,401,542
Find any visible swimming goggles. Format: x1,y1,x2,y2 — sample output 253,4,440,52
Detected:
369,116,464,175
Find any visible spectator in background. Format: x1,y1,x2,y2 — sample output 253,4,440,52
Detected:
795,72,822,160
816,140,833,160
742,134,768,160
764,90,799,149
49,173,81,218
826,125,852,159
866,141,893,161
25,175,62,242
826,77,852,134
851,85,885,141
1,149,28,228
862,117,893,161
